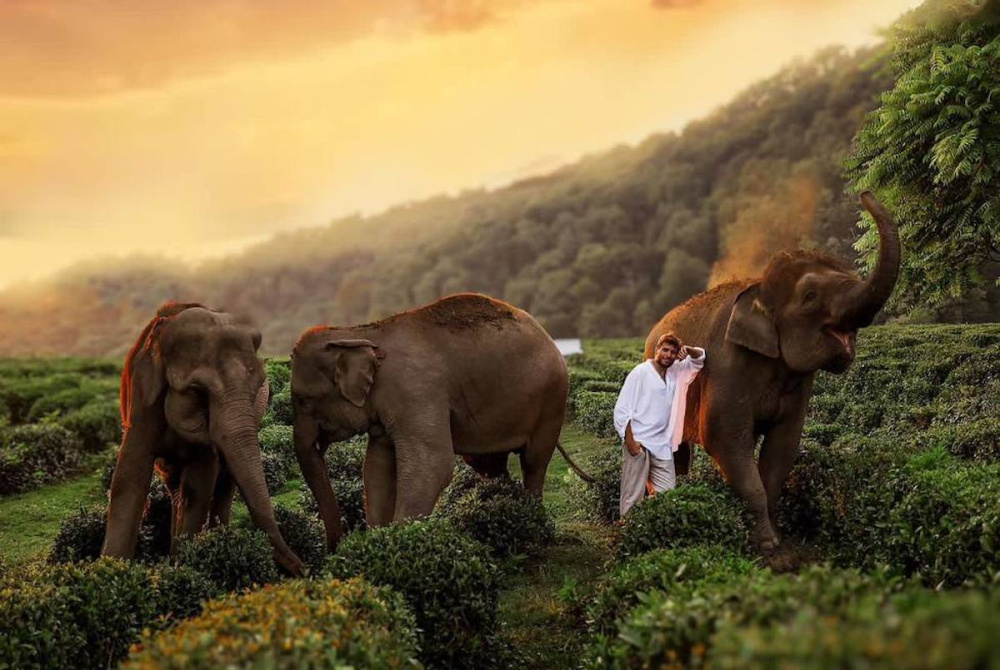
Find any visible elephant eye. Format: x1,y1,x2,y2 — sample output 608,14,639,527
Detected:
804,290,817,302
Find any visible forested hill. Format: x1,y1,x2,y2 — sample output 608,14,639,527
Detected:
0,45,947,357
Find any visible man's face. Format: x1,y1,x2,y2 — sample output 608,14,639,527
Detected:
656,342,680,368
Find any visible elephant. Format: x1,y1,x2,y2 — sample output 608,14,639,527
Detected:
291,293,592,550
644,192,900,551
101,302,305,575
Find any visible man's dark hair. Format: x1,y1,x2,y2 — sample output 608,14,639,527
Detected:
655,332,681,350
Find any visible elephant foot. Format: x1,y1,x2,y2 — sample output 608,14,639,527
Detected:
751,522,780,553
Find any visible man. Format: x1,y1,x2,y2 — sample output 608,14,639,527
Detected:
614,332,706,517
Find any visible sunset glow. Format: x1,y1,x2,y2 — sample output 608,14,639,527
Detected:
0,0,921,288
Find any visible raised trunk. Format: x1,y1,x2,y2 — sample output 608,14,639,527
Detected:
837,192,902,329
216,399,305,576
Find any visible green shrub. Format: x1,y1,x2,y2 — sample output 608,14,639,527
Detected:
932,417,1000,462
584,546,760,636
568,447,623,524
614,485,748,562
264,358,291,397
58,401,122,453
148,564,219,623
238,504,327,574
327,518,499,668
48,504,109,563
261,451,286,496
707,588,1000,670
124,577,419,670
26,387,103,422
142,478,175,559
262,389,293,427
437,476,554,560
0,558,159,670
435,459,486,516
178,525,279,592
258,424,296,475
298,436,368,531
592,565,900,669
574,391,618,438
0,423,85,496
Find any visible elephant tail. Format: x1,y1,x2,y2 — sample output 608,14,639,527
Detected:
556,442,596,484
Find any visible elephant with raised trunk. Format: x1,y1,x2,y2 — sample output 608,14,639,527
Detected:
645,192,900,551
102,302,305,575
291,293,590,550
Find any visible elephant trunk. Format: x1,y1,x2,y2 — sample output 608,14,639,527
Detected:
215,396,304,576
836,192,901,330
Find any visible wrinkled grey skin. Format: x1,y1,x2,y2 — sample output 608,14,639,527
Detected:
101,303,304,576
291,293,569,550
644,193,900,551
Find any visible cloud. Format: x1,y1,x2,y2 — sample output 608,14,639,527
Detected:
0,0,537,98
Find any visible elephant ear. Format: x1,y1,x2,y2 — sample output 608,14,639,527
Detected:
725,284,780,359
120,317,168,429
327,340,383,408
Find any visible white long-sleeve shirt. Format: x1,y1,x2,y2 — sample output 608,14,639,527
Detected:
613,348,706,459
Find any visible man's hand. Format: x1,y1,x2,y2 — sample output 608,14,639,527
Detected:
677,344,689,361
624,423,643,456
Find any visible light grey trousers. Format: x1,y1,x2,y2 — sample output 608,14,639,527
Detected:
619,443,677,517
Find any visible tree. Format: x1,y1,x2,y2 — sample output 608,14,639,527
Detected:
847,0,1000,308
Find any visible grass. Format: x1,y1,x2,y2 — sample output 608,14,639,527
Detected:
500,423,617,667
0,468,106,563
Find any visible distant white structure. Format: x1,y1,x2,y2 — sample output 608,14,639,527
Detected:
553,338,584,357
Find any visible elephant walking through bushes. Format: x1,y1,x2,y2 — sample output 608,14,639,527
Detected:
291,293,590,550
101,302,305,575
645,192,900,551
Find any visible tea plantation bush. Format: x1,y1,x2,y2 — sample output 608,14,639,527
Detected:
300,436,368,532
436,476,554,560
178,525,279,592
237,504,327,574
589,566,901,669
0,424,85,496
574,391,618,438
125,578,419,670
0,558,209,670
258,424,296,476
48,504,111,563
327,518,500,669
57,400,121,452
583,545,760,637
262,388,293,427
614,484,748,562
261,450,287,495
435,459,485,515
264,358,291,397
568,446,623,524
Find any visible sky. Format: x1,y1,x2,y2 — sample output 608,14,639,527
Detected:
0,0,923,289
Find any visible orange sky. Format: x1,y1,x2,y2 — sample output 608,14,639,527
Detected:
0,0,922,289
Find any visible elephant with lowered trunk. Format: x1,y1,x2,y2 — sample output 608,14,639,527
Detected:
291,293,590,550
646,192,900,551
102,302,305,575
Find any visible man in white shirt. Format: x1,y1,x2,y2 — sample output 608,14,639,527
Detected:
614,332,706,517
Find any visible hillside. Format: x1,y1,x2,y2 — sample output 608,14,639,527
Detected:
4,44,991,358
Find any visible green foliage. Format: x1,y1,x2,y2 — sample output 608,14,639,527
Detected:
568,446,624,524
0,423,85,496
178,525,279,592
574,391,618,438
261,450,286,496
436,476,555,560
614,485,748,562
238,504,327,575
148,564,219,624
263,358,291,397
327,518,500,669
0,558,160,670
299,436,368,532
848,0,1000,308
262,389,293,427
57,401,121,453
435,458,486,516
48,504,109,564
258,424,296,475
582,546,760,637
124,578,419,670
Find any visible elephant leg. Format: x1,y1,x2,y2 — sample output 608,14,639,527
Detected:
176,455,219,540
392,422,455,521
209,468,236,527
465,453,509,479
521,416,561,497
295,414,342,551
364,433,397,528
705,417,777,551
758,412,806,539
102,425,159,559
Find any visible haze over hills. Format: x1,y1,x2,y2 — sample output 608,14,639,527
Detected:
0,43,995,358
